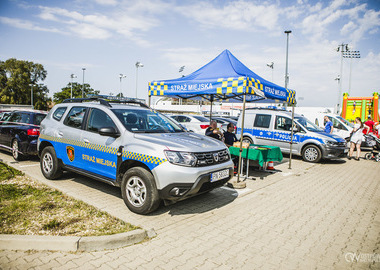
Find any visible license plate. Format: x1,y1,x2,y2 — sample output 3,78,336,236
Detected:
344,148,348,153
211,169,229,182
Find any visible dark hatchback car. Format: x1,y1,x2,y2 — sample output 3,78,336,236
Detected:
0,110,47,160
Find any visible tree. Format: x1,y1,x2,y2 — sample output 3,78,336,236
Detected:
53,82,100,104
0,58,51,110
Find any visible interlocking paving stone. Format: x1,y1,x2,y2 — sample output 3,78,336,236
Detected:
0,152,379,269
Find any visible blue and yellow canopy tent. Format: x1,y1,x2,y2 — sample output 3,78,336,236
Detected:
148,50,296,182
148,49,295,104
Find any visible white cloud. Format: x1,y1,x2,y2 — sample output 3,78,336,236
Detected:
175,1,281,32
94,0,118,6
0,16,62,33
69,23,112,39
341,21,356,35
349,9,380,45
35,3,161,44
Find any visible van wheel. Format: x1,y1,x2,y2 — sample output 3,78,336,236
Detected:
12,139,24,161
302,145,321,163
40,146,62,179
242,136,253,145
121,167,160,215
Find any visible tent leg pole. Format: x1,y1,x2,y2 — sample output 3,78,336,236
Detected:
289,104,295,169
237,94,247,183
209,95,213,123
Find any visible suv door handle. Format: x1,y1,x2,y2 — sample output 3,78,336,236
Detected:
58,131,64,136
83,139,90,144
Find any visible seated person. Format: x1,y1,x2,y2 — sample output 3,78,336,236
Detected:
223,123,238,147
205,120,223,141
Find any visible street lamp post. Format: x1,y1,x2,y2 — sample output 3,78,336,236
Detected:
179,66,185,105
82,68,86,98
284,30,294,169
335,75,340,97
336,43,349,113
266,62,274,82
70,74,77,99
29,83,35,109
135,62,144,98
119,74,127,97
284,31,291,89
343,50,360,95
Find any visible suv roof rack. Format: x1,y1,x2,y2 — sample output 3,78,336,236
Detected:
62,96,149,108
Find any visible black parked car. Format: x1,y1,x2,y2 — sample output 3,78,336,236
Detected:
0,110,47,160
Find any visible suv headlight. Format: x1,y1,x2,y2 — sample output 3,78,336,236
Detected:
164,151,197,167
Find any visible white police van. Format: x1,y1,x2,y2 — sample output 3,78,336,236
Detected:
38,97,233,214
236,107,348,163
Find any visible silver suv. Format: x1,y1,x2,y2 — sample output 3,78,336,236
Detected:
38,98,233,214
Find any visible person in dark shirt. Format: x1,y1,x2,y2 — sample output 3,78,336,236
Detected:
224,123,237,147
205,120,223,140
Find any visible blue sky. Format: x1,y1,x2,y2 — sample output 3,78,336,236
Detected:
0,0,380,107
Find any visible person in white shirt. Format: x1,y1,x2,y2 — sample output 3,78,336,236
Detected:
348,117,370,161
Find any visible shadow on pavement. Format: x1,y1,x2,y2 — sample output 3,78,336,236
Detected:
52,171,238,216
151,187,238,216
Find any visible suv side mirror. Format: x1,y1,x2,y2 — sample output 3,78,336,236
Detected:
99,127,120,138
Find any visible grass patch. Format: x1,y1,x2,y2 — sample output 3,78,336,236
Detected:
0,162,139,236
0,162,23,181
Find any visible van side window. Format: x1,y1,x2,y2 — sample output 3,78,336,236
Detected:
254,114,271,128
275,116,292,131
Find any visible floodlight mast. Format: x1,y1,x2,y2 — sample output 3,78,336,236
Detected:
343,50,361,95
336,43,349,113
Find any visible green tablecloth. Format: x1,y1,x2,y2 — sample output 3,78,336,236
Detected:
229,144,283,167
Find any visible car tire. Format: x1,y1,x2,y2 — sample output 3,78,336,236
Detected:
12,139,24,161
121,167,160,215
242,136,253,145
302,145,322,163
40,146,62,180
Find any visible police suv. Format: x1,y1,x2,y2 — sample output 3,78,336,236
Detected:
237,107,348,163
38,98,233,214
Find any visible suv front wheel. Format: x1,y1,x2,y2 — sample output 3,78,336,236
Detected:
121,167,160,214
302,145,322,163
40,146,63,179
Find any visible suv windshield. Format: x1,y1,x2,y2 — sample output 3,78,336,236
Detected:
112,109,184,133
295,116,323,132
336,116,354,128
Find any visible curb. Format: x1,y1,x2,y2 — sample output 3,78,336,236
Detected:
0,228,157,252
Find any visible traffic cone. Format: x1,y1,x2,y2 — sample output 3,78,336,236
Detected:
267,161,275,170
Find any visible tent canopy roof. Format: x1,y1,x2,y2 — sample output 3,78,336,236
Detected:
149,50,295,104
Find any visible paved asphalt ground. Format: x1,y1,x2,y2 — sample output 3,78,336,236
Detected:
0,150,379,269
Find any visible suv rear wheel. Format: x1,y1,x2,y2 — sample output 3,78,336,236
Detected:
121,167,160,215
302,145,322,163
40,146,62,179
